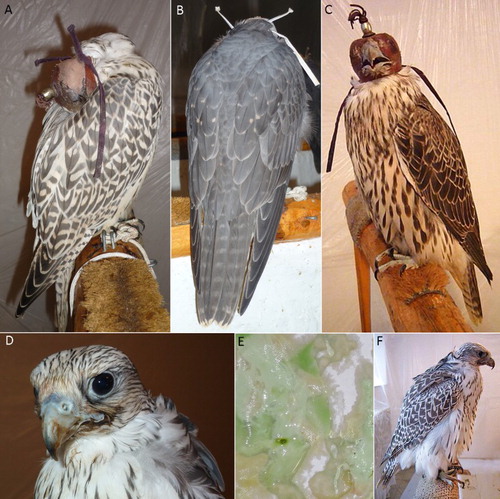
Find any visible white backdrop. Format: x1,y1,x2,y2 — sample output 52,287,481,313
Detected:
0,0,170,331
322,0,500,332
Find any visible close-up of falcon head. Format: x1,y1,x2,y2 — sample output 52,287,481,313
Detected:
187,11,310,326
328,5,492,326
379,342,494,488
31,345,225,498
16,26,163,331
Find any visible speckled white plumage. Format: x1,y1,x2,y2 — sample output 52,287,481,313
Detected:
380,342,494,485
17,31,163,330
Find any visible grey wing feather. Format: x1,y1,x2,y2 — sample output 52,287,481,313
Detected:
188,20,307,325
17,76,162,316
394,94,492,281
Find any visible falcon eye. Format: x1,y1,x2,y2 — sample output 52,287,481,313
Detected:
478,351,486,358
91,372,114,396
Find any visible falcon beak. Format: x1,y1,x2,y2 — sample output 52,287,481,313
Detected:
361,40,390,70
485,356,495,369
40,393,104,461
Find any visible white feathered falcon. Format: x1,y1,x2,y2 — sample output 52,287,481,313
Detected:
338,7,492,324
379,342,494,486
187,13,309,326
16,27,163,330
31,345,225,498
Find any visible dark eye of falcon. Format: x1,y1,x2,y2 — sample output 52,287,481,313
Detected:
477,350,486,358
91,372,115,396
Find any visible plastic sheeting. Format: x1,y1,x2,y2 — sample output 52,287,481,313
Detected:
0,0,170,331
322,0,500,331
374,334,500,496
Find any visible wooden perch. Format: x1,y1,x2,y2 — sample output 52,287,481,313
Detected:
414,474,459,499
171,193,321,258
71,235,170,332
342,180,471,332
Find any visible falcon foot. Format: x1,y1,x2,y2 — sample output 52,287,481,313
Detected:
449,462,464,474
438,468,465,488
100,219,145,251
374,248,417,280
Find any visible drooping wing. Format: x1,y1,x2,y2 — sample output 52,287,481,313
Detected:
381,367,460,464
17,75,162,316
159,396,225,497
187,21,307,325
394,93,491,281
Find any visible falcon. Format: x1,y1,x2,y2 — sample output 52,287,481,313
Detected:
379,342,494,486
16,26,163,330
331,7,492,324
187,11,309,326
31,345,225,498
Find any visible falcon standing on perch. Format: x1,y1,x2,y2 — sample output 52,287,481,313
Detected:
328,6,492,324
187,8,310,326
16,26,163,330
31,345,225,498
379,342,494,487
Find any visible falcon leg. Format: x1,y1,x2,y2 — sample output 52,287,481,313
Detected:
438,468,465,488
374,248,417,280
100,230,117,251
101,230,108,252
449,461,464,474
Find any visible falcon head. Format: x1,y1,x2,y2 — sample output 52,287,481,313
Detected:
350,34,402,82
453,342,495,369
31,345,152,462
347,5,402,82
36,30,135,112
81,32,135,64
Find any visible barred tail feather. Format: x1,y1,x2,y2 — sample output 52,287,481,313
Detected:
458,261,483,325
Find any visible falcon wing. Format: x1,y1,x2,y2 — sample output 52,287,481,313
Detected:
188,23,306,325
382,368,460,464
394,93,491,281
17,75,162,315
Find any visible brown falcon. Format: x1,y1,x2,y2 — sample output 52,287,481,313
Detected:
31,345,225,498
330,6,492,324
379,342,494,486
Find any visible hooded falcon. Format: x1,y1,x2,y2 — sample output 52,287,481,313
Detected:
332,7,492,324
16,27,163,330
187,12,309,326
31,345,225,498
379,342,495,486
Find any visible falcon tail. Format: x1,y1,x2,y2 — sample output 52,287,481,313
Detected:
457,261,484,325
378,458,397,488
16,245,61,318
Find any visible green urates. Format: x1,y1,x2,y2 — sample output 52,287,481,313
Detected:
236,335,373,498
